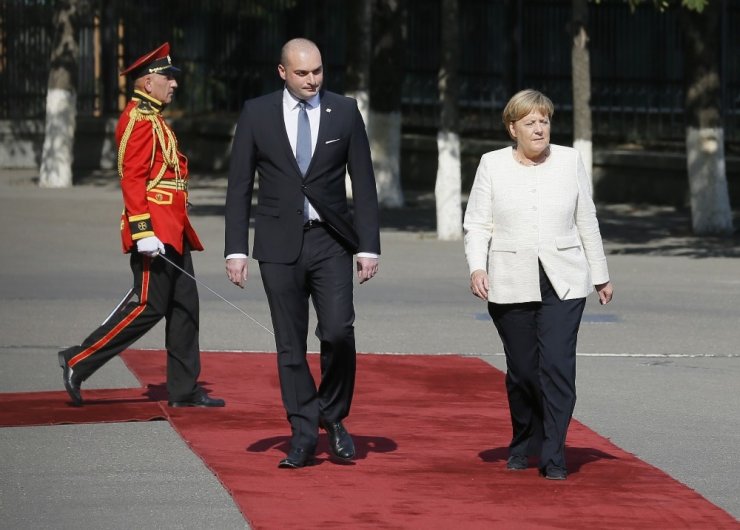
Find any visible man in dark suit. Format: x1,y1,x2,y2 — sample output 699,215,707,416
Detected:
224,38,380,469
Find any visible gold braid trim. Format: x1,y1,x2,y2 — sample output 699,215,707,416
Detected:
147,124,167,190
117,104,182,191
147,115,181,190
117,108,140,180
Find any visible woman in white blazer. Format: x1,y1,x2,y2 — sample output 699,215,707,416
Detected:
464,89,613,480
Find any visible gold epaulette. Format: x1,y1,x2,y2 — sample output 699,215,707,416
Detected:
117,106,157,182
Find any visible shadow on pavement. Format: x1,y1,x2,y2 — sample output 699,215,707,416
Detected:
379,193,740,258
598,204,740,258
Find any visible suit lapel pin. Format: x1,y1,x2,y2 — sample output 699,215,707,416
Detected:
325,108,331,113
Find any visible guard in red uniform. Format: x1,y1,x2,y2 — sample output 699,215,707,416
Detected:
58,43,224,408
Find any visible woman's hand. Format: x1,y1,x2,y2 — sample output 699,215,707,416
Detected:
470,269,489,300
595,281,613,305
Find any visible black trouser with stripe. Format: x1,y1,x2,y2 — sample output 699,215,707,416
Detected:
60,244,201,401
488,262,586,473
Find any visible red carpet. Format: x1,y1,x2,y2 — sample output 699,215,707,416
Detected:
2,350,738,529
0,387,167,427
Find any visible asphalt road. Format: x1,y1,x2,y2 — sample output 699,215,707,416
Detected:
1,169,738,528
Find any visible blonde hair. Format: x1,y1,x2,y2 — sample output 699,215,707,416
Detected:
502,89,554,140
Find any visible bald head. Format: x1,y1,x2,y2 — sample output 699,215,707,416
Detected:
278,38,324,100
280,38,321,67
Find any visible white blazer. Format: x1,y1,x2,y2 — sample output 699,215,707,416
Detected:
463,144,610,303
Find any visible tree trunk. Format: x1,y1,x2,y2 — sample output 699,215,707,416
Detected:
369,0,405,208
39,0,80,188
435,0,462,241
345,0,372,124
571,0,593,182
344,0,372,198
680,2,733,236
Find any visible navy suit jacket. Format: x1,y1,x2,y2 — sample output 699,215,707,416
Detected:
225,90,380,263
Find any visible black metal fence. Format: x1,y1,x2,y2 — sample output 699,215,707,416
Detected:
1,0,738,145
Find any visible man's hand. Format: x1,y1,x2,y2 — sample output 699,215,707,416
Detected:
356,257,379,284
137,236,165,257
470,269,489,300
226,258,249,288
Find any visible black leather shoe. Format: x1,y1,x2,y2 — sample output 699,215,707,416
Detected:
58,351,83,406
168,393,225,408
278,446,315,469
541,466,567,480
321,419,355,461
506,455,528,470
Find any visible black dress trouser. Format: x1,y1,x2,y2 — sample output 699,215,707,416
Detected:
488,263,586,473
61,244,201,401
259,225,356,452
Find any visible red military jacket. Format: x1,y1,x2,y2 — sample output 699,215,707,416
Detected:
116,89,203,254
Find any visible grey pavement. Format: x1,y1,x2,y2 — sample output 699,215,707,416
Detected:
1,168,738,528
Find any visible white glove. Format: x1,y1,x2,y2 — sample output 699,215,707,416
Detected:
136,236,165,257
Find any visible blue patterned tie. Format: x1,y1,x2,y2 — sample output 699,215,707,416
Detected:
296,101,311,176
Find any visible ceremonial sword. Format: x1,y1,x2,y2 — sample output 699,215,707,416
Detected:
157,253,274,336
101,288,135,326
